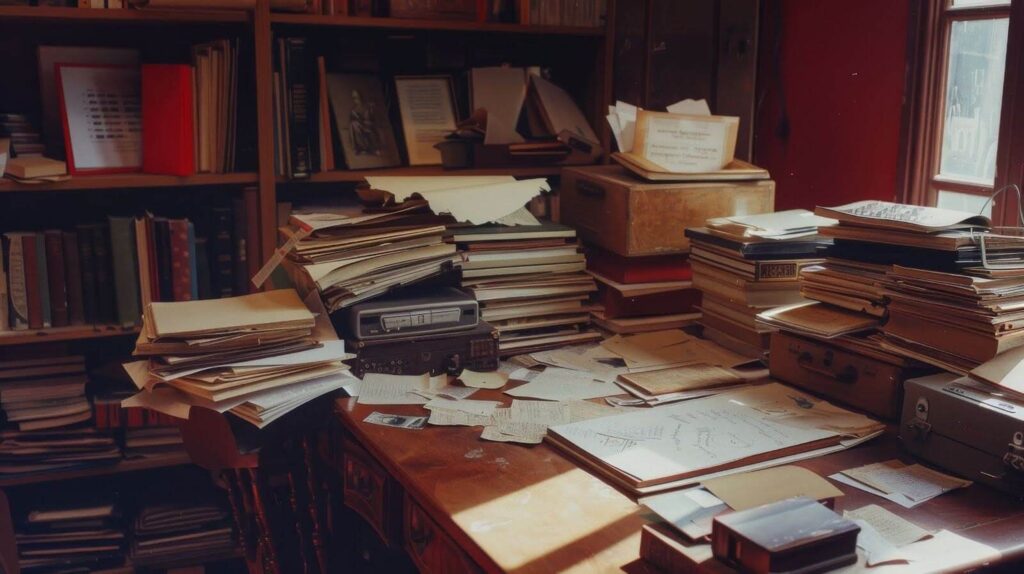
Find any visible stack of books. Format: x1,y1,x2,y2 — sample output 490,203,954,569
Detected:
0,112,44,158
1,203,248,331
129,500,235,567
0,355,121,476
124,289,357,428
586,246,701,334
95,387,185,458
799,201,1024,372
16,502,125,572
685,210,834,355
452,223,602,354
280,201,458,313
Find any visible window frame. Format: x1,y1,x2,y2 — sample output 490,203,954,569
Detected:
900,0,1017,224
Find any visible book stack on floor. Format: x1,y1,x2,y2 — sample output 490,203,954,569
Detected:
452,223,602,354
278,201,458,313
16,501,125,573
129,499,235,568
1,203,248,331
0,355,121,477
123,289,358,428
803,201,1024,373
684,210,835,356
586,246,702,335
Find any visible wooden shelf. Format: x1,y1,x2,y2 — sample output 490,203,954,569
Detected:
0,5,250,24
0,172,258,193
0,324,139,346
0,452,193,488
269,13,604,36
277,165,579,184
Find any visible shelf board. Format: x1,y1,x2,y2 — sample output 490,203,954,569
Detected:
0,172,258,193
270,13,604,36
278,165,576,183
0,5,250,24
0,451,193,488
0,324,139,346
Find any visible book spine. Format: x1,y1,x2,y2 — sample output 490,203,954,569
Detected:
155,219,174,301
231,198,248,296
210,207,235,298
108,216,142,327
188,222,199,300
639,527,700,574
4,236,28,330
195,236,212,300
92,224,116,324
752,260,818,281
282,37,312,179
34,234,51,328
77,226,98,324
44,230,69,327
62,231,86,325
169,219,193,302
0,241,7,331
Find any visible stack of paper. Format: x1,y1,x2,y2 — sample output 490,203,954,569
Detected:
130,496,235,567
17,502,125,572
123,289,358,428
275,200,458,312
546,382,884,496
685,217,830,355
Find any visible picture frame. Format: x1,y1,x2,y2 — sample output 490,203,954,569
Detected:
394,75,458,166
325,73,402,171
56,63,143,175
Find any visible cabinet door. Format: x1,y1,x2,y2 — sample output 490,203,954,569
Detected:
403,494,481,574
647,0,717,110
717,0,759,160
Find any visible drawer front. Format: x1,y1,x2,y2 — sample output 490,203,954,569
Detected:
403,494,481,574
770,332,903,419
342,438,393,544
560,169,630,256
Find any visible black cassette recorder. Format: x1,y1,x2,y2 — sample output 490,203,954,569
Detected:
346,322,499,377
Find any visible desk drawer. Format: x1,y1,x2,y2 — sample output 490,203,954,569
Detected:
342,437,396,544
404,494,481,574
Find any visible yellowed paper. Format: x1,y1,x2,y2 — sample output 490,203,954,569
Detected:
702,465,843,511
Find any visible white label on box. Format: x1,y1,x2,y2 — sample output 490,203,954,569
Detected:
642,116,729,173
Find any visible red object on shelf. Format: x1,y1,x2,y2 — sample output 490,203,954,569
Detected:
141,64,195,176
586,246,692,284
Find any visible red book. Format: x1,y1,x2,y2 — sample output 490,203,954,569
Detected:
169,219,193,301
142,64,195,176
44,230,69,327
586,246,692,284
596,284,702,319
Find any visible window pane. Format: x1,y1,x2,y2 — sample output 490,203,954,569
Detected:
937,189,993,217
938,18,1008,185
950,0,1010,8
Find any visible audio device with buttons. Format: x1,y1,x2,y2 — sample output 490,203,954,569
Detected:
344,287,479,341
346,322,499,377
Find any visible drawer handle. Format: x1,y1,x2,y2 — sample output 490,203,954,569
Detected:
577,181,606,199
345,460,379,500
797,352,858,384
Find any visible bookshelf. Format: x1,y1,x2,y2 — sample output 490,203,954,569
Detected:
268,12,605,35
0,451,192,488
0,323,138,346
0,172,259,193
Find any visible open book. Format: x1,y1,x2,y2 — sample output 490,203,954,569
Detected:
815,200,991,233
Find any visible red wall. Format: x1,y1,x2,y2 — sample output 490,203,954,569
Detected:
755,0,911,211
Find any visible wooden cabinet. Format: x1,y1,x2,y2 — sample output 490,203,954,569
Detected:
612,0,759,160
341,436,399,545
403,494,481,574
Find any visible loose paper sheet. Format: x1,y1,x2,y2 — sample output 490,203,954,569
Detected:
641,487,727,540
424,398,499,416
365,176,549,225
357,373,448,405
845,504,931,548
459,369,509,389
702,465,843,511
428,408,495,427
665,98,711,116
504,367,621,401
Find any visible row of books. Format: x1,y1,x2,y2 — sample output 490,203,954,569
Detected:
528,0,605,27
0,354,184,477
0,202,248,331
16,492,234,572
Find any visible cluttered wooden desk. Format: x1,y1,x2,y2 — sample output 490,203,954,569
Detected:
330,383,1024,574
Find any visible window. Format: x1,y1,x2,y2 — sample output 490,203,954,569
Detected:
902,0,1021,224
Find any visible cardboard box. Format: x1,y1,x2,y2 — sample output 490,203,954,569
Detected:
560,165,774,257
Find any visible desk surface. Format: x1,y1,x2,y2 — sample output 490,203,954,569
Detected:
335,386,1024,574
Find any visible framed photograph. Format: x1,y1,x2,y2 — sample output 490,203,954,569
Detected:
325,73,402,171
394,76,458,166
56,64,142,175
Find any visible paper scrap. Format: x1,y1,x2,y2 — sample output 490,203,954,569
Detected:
845,504,931,548
412,384,478,401
702,465,843,511
459,369,509,389
666,98,711,116
365,176,550,225
641,488,727,541
505,367,621,401
839,460,970,505
424,398,499,416
849,518,910,566
427,408,494,427
481,424,543,444
357,373,448,405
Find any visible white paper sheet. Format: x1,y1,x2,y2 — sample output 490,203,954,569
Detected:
504,367,620,401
